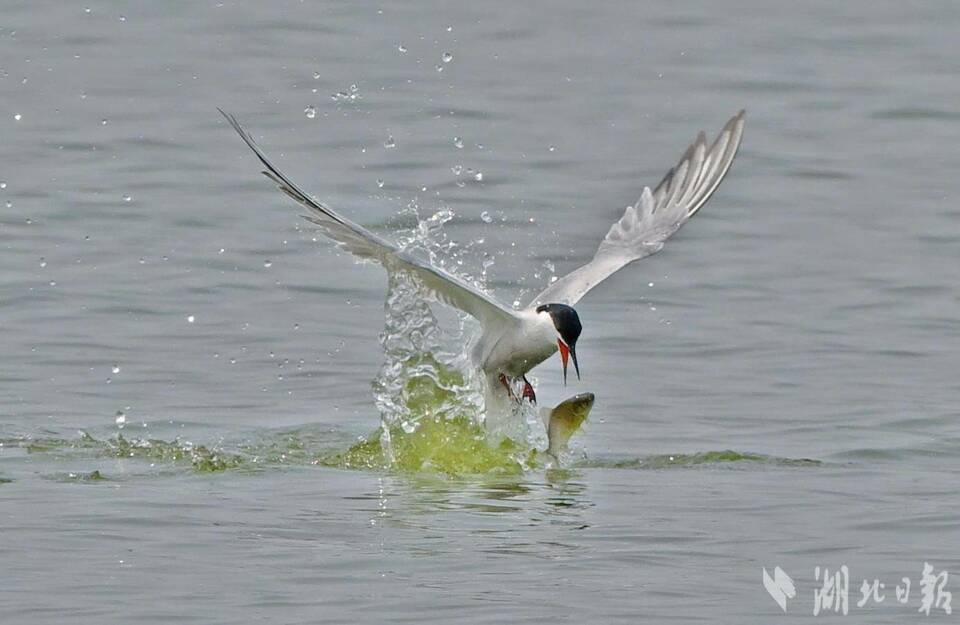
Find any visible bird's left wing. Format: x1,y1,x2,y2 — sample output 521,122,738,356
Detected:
531,110,745,307
219,109,519,328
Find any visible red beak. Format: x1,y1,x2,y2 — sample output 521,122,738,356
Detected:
558,339,570,384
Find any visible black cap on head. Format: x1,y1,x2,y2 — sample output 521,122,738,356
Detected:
538,303,582,382
537,304,583,384
537,303,582,347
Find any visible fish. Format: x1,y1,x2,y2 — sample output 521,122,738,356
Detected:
543,392,595,459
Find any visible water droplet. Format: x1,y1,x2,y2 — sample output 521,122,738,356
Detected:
648,282,654,287
39,257,46,268
313,71,320,80
115,411,126,425
442,52,453,63
263,260,272,268
446,26,453,32
13,114,21,121
122,194,132,202
453,136,463,149
451,164,462,175
293,323,300,330
186,315,195,323
0,182,6,189
474,171,483,181
398,44,407,53
384,135,396,149
112,365,120,374
84,7,91,13
138,257,145,264
480,211,492,223
118,15,126,22
229,357,237,364
49,280,56,287
435,64,443,72
5,201,11,208
304,105,316,119
101,119,107,125
376,179,384,188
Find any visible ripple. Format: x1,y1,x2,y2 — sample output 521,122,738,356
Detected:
8,426,825,481
871,107,960,121
788,168,853,180
580,450,822,470
45,470,107,483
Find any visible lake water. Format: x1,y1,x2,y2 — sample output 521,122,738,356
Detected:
2,1,959,623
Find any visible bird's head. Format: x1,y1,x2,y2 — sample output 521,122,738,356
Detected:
536,303,582,384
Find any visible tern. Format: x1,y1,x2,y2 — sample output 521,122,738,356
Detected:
220,109,745,406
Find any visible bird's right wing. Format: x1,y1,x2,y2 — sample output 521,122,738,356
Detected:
220,109,519,328
531,110,745,307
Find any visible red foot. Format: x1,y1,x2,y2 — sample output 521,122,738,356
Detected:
499,373,537,405
521,376,537,405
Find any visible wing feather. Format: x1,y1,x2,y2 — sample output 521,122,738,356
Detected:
219,109,518,327
531,110,745,306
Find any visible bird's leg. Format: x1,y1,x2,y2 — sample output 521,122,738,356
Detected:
521,375,537,405
498,373,518,402
498,373,536,405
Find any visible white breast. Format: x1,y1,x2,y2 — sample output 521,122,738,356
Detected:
477,309,557,377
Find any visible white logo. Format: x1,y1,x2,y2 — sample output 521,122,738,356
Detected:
760,562,951,616
763,566,797,612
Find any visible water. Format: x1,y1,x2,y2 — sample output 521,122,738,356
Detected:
2,1,959,622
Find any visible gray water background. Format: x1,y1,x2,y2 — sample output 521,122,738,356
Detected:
1,1,959,623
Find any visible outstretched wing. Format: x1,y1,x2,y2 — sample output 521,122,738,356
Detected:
219,109,519,328
531,110,745,307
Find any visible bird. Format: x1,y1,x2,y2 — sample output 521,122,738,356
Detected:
219,109,745,409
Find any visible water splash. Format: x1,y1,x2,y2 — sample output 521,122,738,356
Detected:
331,83,361,102
371,202,550,457
372,202,489,464
9,432,243,472
6,428,822,479
328,415,532,475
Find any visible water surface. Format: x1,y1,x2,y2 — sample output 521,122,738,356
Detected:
2,1,959,622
